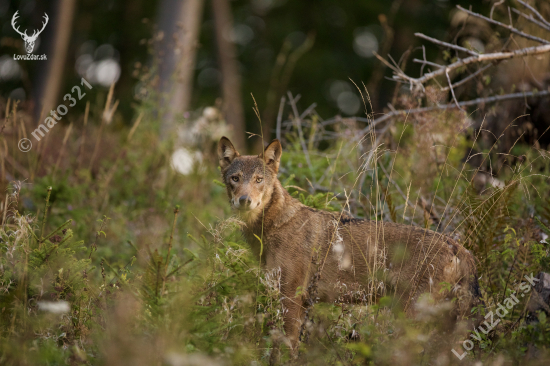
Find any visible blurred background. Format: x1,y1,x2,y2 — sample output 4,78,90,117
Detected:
2,1,550,364
0,0,496,149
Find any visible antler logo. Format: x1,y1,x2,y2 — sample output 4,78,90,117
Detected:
11,11,49,54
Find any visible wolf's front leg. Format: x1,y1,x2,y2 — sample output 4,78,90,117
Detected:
268,292,303,365
281,286,305,355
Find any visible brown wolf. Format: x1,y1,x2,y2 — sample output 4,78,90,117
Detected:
217,136,480,351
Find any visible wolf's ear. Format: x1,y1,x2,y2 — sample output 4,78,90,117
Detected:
218,137,240,169
261,139,282,172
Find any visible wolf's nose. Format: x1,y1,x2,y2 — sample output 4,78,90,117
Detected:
239,195,252,207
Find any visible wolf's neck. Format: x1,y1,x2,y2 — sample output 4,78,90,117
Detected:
244,179,299,236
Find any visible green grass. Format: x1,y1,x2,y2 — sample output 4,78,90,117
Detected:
1,94,550,365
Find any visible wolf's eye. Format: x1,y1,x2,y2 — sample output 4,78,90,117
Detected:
232,176,239,182
256,177,263,183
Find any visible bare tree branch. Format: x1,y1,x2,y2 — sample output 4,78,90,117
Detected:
319,116,373,127
446,69,462,110
394,44,550,87
419,45,428,76
414,33,479,56
516,0,550,29
490,0,505,19
440,64,492,92
457,5,550,45
278,90,550,144
276,96,285,141
413,58,444,69
287,91,316,184
283,4,550,143
300,103,317,120
511,8,550,33
358,89,550,137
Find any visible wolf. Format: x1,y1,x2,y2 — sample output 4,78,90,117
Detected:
217,136,481,352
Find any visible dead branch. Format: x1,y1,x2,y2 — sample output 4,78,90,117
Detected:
446,69,462,110
357,89,550,137
414,33,479,56
512,8,550,33
276,96,285,141
516,0,550,30
440,64,492,92
287,91,316,183
394,43,550,88
420,45,428,77
388,4,550,92
281,4,550,143
490,0,505,19
456,6,549,45
277,90,550,142
412,58,444,70
300,103,317,120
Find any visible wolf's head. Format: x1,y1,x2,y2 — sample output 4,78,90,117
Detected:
217,137,282,218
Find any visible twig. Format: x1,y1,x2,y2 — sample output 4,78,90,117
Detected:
276,96,285,141
300,103,317,120
440,64,492,92
287,91,316,186
319,116,372,127
394,43,550,87
420,45,427,77
374,52,401,75
391,47,413,104
412,58,444,69
512,8,550,33
457,5,549,45
446,69,463,111
516,0,550,30
415,32,479,56
490,0,505,19
358,89,550,136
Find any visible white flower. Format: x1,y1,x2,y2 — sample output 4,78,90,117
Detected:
38,301,70,314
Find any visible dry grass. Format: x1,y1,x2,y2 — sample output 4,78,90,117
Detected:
0,74,549,366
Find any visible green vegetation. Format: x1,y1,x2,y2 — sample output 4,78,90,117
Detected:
1,93,549,365
2,0,550,364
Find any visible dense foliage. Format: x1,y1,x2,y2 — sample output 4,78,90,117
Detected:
1,88,549,365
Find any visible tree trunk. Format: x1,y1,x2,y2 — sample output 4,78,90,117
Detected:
212,0,245,149
35,0,76,117
157,0,205,139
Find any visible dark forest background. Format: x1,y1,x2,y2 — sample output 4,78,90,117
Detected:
1,0,492,147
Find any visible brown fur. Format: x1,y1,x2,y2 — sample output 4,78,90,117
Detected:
218,137,481,351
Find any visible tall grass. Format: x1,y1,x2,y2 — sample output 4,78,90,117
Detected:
0,83,550,365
